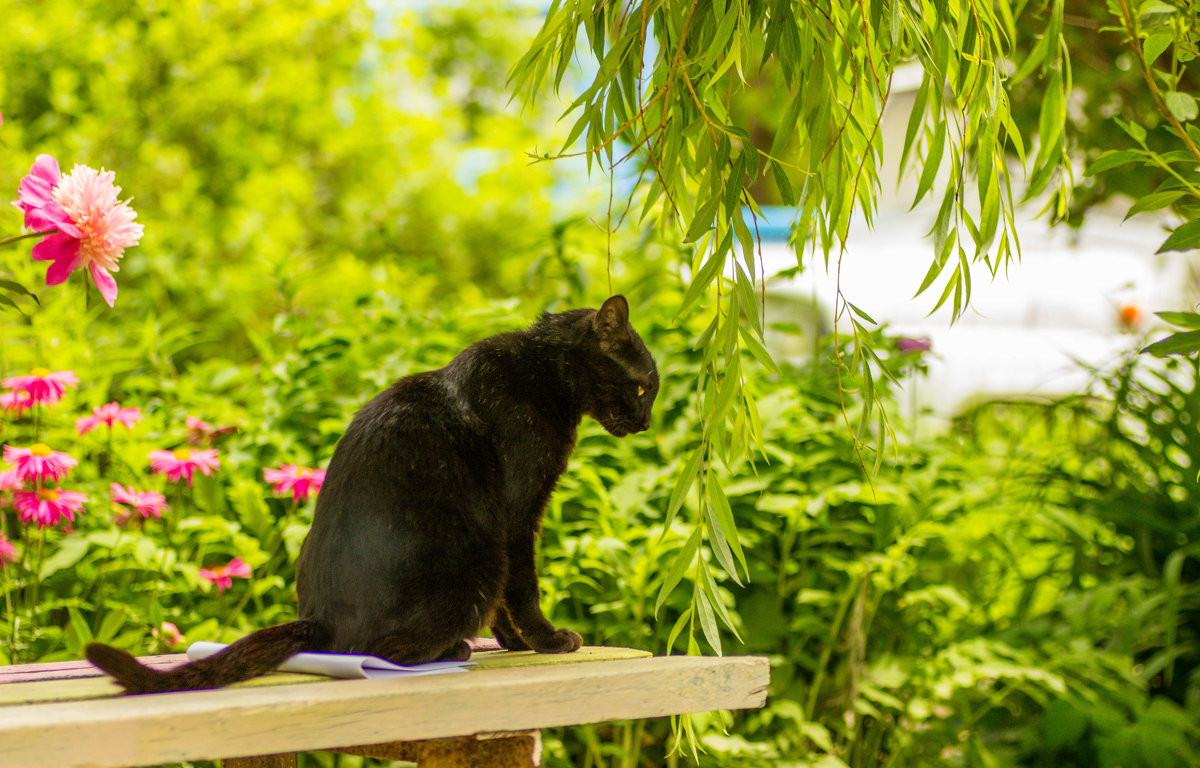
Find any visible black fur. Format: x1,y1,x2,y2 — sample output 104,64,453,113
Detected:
86,296,658,693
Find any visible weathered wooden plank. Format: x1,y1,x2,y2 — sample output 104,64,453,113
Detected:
0,670,321,707
0,646,652,707
0,654,768,768
0,654,185,683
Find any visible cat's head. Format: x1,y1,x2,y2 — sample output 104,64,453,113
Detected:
583,295,659,437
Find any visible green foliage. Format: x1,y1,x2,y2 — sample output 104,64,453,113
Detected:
0,0,594,341
1,2,1198,767
1145,312,1200,357
508,0,1077,656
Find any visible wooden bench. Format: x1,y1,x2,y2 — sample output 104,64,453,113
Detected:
0,640,769,767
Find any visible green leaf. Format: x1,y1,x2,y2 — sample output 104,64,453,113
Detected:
739,325,780,375
695,586,723,655
655,526,703,615
912,118,946,208
707,478,747,580
665,446,705,528
1126,190,1185,218
40,536,91,579
1164,91,1199,122
1157,219,1200,253
677,235,729,318
0,294,23,315
65,606,94,651
1085,150,1143,176
1143,33,1173,68
684,194,720,244
772,161,795,206
0,279,37,300
1116,117,1148,144
665,606,693,654
704,498,741,586
1156,311,1200,329
1143,329,1200,356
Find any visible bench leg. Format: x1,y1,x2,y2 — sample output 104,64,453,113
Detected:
222,754,297,768
475,732,542,767
333,731,541,767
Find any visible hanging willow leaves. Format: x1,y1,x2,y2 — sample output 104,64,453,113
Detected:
510,0,1070,655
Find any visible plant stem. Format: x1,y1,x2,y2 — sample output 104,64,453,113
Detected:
0,229,56,247
1,562,12,661
1115,0,1200,167
25,526,46,659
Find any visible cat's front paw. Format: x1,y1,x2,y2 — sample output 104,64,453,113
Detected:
528,627,583,654
491,625,532,651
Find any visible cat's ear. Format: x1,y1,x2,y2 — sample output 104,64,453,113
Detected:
594,295,631,345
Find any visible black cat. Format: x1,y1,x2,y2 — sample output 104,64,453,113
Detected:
85,295,658,693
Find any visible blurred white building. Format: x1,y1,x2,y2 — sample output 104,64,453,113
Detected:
757,204,1197,418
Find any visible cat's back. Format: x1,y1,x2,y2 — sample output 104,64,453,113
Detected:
322,367,491,495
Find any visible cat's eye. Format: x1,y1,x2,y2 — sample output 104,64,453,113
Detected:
637,385,645,397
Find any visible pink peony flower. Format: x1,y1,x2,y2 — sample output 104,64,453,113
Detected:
14,487,88,529
2,368,78,408
0,533,18,566
152,621,185,647
15,155,144,307
198,557,251,592
76,402,142,435
0,389,34,417
3,443,77,483
147,448,219,487
110,483,168,519
263,464,326,503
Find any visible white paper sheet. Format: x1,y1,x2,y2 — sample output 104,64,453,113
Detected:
186,641,474,679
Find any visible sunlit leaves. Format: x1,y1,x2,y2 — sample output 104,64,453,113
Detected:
1144,311,1200,357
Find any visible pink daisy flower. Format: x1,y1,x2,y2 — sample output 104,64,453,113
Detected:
3,443,77,483
0,389,34,417
185,416,238,446
2,368,78,408
14,487,88,529
198,557,251,592
0,534,18,566
185,415,213,435
76,402,142,435
15,155,144,307
263,464,326,503
147,448,219,487
110,483,168,519
152,621,185,647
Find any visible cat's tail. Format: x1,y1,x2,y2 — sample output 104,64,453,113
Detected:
85,619,329,694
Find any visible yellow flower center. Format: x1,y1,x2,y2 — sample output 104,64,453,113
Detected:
29,367,50,378
37,488,59,502
173,449,191,460
30,444,52,457
298,468,311,477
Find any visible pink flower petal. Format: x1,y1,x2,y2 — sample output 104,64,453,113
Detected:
35,235,81,285
89,264,118,307
17,156,62,210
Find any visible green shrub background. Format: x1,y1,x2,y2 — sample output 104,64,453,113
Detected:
1,2,1197,767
